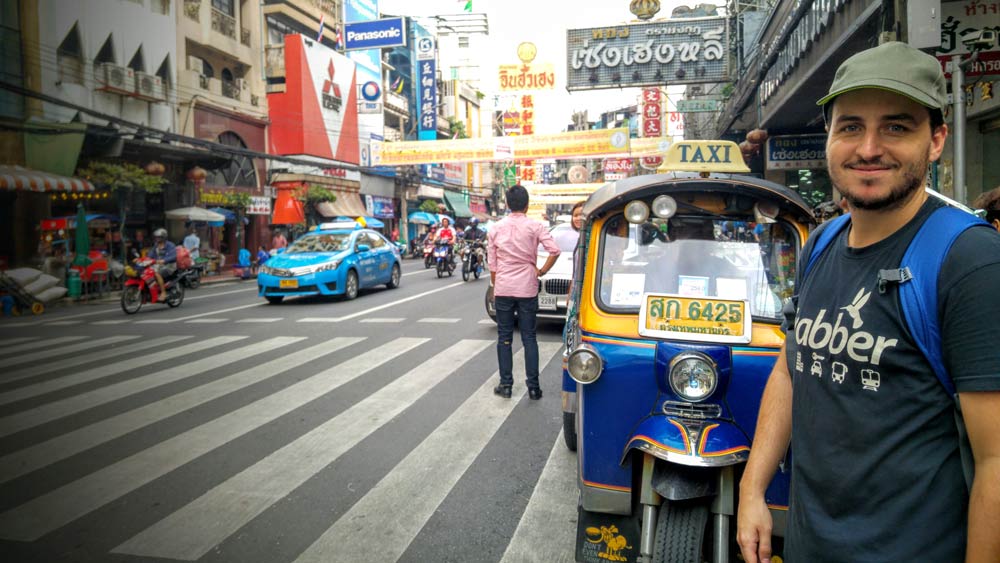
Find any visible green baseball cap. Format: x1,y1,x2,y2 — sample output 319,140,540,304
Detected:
816,41,947,110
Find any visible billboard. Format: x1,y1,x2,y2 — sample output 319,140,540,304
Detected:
267,34,359,164
344,17,406,50
766,135,827,170
566,17,728,91
498,63,556,91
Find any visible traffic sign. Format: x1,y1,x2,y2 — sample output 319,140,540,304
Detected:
676,99,722,113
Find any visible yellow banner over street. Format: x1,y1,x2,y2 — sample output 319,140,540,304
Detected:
376,128,632,166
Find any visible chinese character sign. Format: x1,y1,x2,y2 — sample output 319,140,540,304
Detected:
521,94,535,136
642,87,663,138
418,58,437,140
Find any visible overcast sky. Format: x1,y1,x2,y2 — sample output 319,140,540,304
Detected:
379,0,700,134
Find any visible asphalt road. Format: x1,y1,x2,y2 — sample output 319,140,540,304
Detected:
0,258,578,563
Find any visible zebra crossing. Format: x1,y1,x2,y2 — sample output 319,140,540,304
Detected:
2,316,476,327
0,333,577,562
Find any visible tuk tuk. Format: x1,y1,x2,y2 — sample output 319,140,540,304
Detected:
563,140,815,563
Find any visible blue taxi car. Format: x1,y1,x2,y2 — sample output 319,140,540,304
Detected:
257,222,401,304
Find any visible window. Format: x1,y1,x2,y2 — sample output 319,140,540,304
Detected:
458,36,469,48
202,60,214,78
56,23,84,84
212,0,234,16
155,56,171,89
127,46,145,72
151,0,170,15
221,68,234,83
0,0,23,118
94,35,115,64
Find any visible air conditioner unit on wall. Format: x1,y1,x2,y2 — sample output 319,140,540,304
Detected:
134,71,165,101
96,62,134,94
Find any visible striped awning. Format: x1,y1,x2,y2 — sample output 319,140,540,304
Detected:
0,165,95,192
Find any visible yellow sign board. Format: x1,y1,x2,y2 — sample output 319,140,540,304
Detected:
498,63,556,91
659,140,750,174
639,293,752,344
377,129,631,166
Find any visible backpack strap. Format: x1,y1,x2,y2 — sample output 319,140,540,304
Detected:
803,213,852,280
899,207,989,397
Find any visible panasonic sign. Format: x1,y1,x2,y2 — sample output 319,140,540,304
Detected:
344,17,407,50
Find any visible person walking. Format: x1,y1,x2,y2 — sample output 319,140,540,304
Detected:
487,185,560,400
736,42,1000,563
271,230,288,251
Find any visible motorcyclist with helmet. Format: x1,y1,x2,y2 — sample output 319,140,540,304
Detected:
148,228,177,302
463,217,487,269
434,217,458,266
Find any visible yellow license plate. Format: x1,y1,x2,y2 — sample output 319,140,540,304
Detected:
279,279,299,289
639,294,750,343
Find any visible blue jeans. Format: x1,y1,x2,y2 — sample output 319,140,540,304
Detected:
495,295,540,390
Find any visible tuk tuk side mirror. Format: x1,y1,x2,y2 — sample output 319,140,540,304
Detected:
754,201,780,224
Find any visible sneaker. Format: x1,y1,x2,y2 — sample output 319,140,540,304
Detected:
493,384,512,399
528,388,543,400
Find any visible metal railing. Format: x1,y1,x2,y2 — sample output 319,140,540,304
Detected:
211,8,236,39
221,80,240,100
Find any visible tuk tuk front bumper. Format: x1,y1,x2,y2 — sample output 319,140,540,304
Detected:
621,416,750,468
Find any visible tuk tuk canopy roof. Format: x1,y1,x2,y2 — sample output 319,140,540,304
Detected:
581,173,814,224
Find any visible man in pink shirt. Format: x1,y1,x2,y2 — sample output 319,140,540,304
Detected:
487,185,560,400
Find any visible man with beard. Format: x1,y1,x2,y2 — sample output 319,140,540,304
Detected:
737,42,1000,563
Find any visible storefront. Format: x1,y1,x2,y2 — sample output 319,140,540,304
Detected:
764,134,832,209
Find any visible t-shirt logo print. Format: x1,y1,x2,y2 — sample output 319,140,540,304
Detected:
841,288,871,329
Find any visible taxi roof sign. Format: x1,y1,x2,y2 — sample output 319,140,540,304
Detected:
318,221,362,231
657,140,750,174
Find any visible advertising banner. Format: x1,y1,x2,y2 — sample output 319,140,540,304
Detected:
566,17,728,91
766,134,827,170
498,63,557,91
344,17,406,50
378,128,630,165
266,35,359,164
417,35,437,141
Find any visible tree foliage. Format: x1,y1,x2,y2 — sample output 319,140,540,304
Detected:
298,184,338,204
77,161,165,193
419,199,440,213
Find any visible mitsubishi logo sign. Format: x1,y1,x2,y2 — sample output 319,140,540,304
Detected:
322,59,342,112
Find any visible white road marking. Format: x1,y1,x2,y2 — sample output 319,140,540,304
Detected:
44,320,83,326
0,337,36,349
418,317,461,323
2,336,193,384
235,318,283,323
0,336,86,356
299,281,464,324
115,338,491,560
133,319,174,324
91,320,130,325
0,337,426,541
185,318,228,324
500,435,579,563
0,336,141,370
157,302,267,324
293,342,563,563
0,337,364,484
0,336,260,435
479,319,496,325
359,318,405,323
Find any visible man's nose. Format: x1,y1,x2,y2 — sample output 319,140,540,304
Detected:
855,129,885,160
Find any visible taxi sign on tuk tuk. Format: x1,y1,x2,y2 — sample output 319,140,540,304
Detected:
638,293,752,344
657,140,750,174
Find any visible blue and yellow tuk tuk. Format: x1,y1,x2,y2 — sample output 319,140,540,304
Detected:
563,140,815,563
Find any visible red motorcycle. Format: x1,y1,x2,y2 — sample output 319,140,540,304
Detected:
121,256,188,314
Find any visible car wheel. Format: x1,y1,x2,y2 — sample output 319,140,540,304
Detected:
485,286,497,323
345,270,359,300
386,263,401,289
266,296,284,304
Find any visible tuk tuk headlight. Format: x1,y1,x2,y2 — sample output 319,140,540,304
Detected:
624,201,650,224
567,345,603,384
651,195,677,219
669,352,717,402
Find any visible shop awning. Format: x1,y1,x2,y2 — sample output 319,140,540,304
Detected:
0,165,95,192
315,192,369,218
443,190,473,218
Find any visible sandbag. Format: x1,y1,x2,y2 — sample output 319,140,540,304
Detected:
24,273,59,296
6,267,41,286
35,286,68,303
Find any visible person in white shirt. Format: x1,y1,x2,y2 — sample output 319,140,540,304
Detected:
183,227,200,260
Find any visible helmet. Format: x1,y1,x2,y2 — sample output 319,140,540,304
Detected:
430,222,438,229
470,217,479,226
153,228,167,239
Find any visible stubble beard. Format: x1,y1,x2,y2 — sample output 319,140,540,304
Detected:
832,153,929,212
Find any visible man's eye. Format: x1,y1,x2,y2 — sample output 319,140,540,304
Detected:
886,124,909,133
838,124,861,133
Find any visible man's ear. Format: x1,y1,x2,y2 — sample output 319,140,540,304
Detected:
992,219,1000,232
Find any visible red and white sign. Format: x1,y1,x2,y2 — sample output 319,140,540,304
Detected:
667,111,685,137
641,87,665,169
247,196,272,215
603,158,634,173
267,34,360,164
643,118,662,137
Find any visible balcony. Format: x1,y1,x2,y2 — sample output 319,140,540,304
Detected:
221,80,241,100
211,8,236,40
184,0,200,21
241,27,251,46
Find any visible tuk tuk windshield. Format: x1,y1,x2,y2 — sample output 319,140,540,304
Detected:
598,215,798,322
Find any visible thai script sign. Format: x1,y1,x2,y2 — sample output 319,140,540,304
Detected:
936,1,1000,78
247,196,271,215
676,99,721,112
498,63,557,91
639,293,752,344
566,17,728,91
344,17,406,50
603,158,634,173
766,135,826,170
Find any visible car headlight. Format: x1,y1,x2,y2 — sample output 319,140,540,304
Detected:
668,352,717,402
567,344,603,384
625,200,649,223
315,260,340,273
259,265,273,275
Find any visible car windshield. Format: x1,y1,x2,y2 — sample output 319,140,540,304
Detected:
597,214,798,322
285,233,351,253
540,224,580,255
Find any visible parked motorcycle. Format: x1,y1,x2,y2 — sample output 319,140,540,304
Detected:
423,239,435,269
434,242,454,278
121,256,190,314
460,241,486,282
180,262,205,289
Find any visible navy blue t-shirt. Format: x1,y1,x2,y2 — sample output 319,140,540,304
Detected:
784,198,1000,562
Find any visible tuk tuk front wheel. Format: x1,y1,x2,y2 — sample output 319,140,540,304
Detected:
651,500,709,563
562,411,577,452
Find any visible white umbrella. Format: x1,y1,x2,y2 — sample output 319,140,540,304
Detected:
165,206,227,222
